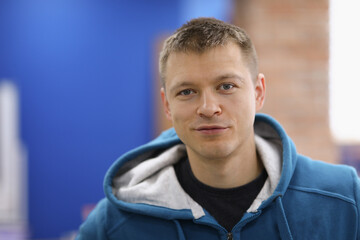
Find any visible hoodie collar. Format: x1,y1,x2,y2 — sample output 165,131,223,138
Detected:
254,114,298,204
105,113,298,220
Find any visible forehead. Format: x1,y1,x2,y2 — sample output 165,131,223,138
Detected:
165,42,250,89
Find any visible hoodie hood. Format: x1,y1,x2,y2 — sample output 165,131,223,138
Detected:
104,113,298,221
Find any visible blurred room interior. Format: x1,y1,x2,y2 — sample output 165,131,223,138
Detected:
0,0,359,239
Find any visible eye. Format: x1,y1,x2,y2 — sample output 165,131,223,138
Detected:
219,83,235,91
178,89,195,96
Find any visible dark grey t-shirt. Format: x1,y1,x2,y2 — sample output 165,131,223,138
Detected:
174,157,267,232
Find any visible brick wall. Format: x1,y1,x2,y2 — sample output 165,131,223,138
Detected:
234,0,338,163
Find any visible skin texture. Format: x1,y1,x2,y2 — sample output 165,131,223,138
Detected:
161,42,266,188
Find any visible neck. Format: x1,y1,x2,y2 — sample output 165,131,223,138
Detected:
186,134,263,189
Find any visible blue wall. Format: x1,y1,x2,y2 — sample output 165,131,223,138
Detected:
0,0,232,238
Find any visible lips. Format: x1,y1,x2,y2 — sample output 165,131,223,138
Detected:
195,125,228,134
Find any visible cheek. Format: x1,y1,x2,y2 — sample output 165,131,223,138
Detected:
226,93,256,120
171,102,194,123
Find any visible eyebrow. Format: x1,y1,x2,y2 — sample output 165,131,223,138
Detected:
214,73,245,83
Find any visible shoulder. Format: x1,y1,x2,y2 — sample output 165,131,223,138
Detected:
76,198,186,239
282,155,360,239
76,198,134,239
289,155,359,204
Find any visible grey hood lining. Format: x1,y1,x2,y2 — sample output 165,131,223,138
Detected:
112,144,206,218
247,135,282,212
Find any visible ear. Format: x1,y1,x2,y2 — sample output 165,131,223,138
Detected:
254,73,266,112
160,88,172,120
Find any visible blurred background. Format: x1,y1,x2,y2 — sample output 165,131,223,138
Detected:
0,0,359,239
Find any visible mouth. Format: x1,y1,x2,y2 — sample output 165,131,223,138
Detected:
195,125,229,135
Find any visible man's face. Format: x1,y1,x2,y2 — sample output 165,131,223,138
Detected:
161,42,265,161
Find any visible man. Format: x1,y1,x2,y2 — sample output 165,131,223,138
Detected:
76,18,360,239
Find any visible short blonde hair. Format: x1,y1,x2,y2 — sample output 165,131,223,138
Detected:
159,17,258,87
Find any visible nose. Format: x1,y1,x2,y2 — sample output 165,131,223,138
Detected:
196,91,222,118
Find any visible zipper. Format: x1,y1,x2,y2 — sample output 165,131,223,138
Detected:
227,232,233,240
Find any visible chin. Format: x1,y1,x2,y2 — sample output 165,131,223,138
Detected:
198,144,235,159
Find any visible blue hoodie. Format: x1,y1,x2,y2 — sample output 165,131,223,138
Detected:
76,114,360,240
